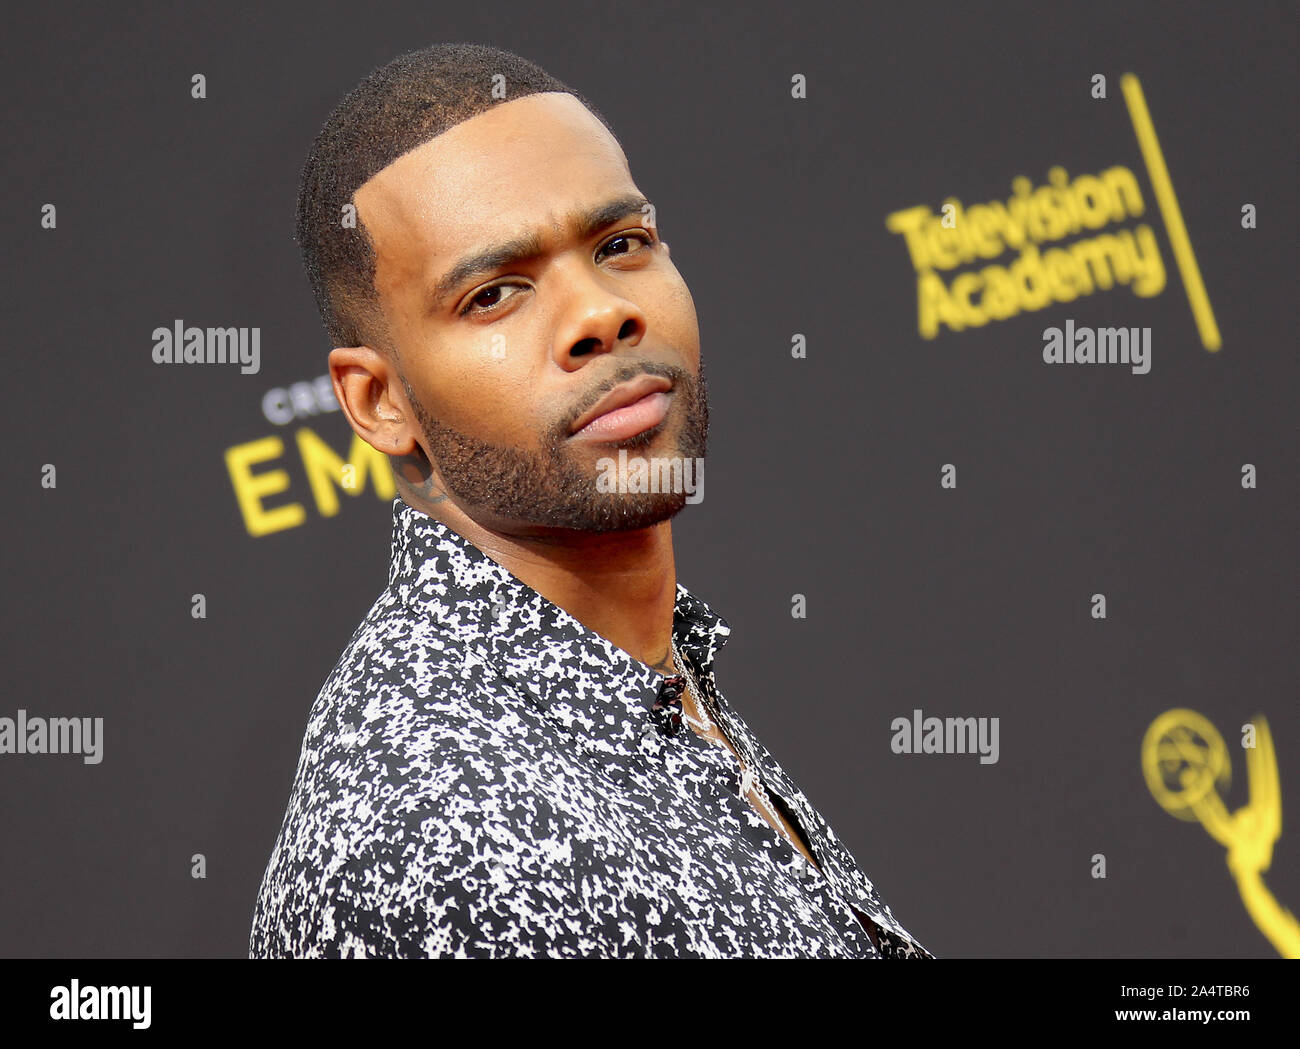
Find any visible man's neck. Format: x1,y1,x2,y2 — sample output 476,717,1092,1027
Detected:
404,493,678,675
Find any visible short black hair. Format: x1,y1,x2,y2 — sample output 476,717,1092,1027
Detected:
296,42,616,352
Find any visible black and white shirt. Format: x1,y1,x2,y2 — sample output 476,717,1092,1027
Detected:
249,498,934,959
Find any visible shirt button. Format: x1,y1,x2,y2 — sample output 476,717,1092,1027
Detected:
650,676,686,738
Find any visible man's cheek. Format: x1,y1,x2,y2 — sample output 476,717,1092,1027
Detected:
660,279,700,345
459,396,537,443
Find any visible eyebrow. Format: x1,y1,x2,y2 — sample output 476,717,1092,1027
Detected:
429,194,653,313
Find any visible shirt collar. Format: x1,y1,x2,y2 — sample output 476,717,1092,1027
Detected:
386,497,731,756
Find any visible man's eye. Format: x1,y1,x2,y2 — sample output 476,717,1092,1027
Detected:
460,283,524,316
597,231,656,261
459,233,656,316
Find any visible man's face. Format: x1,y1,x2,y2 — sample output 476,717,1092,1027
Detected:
352,91,707,535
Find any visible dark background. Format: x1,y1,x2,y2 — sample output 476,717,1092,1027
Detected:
4,0,1296,958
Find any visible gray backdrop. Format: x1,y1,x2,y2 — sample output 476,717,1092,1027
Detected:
4,0,1296,958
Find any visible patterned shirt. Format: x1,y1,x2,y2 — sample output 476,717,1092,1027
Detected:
249,497,934,959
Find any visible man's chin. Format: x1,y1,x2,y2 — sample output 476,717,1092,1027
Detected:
536,491,692,534
596,494,692,532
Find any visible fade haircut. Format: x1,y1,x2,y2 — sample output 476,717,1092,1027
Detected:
296,42,616,352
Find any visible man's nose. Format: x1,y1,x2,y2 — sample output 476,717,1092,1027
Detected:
550,262,647,369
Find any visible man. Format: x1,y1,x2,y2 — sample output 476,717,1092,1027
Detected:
249,42,933,959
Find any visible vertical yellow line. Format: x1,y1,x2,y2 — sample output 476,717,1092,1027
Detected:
1120,73,1222,352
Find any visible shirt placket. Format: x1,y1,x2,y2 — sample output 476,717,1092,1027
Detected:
650,666,881,958
710,686,932,957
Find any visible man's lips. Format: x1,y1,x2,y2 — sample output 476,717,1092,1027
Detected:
569,375,673,440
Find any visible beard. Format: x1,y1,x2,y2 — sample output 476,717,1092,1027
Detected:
398,358,709,532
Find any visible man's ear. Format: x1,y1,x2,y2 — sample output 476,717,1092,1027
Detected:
328,344,414,456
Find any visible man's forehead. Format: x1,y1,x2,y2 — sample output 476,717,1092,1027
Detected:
353,92,632,266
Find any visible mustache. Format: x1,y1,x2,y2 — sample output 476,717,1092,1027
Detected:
557,360,695,438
